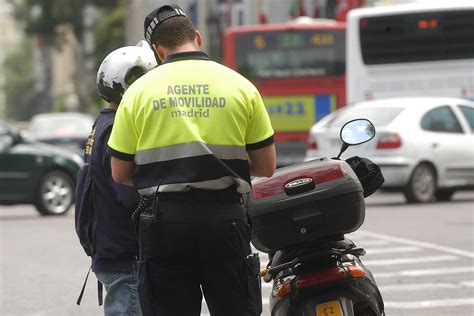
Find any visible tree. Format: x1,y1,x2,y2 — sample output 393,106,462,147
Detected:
9,0,126,115
93,4,126,72
4,40,36,121
9,0,85,114
89,3,127,109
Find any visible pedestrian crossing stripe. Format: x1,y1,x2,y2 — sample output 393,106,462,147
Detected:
363,254,458,266
379,280,474,292
374,265,474,278
385,298,474,309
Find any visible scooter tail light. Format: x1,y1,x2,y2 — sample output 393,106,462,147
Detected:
377,133,402,149
295,267,347,289
275,280,293,298
346,265,366,278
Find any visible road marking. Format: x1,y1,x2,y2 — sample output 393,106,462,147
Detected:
253,230,474,314
374,265,474,278
379,280,474,292
385,298,474,309
365,246,421,255
363,255,457,266
357,230,474,259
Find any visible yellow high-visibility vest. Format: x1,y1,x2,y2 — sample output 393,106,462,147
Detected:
108,52,274,194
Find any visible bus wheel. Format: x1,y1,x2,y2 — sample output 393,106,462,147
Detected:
403,163,436,203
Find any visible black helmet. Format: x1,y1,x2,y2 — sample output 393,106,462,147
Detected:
144,4,187,45
96,40,158,104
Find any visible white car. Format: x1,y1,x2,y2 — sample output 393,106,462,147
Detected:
305,97,474,203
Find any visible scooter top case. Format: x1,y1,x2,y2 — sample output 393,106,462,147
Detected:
246,157,365,253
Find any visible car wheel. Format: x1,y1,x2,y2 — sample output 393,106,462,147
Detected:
404,163,436,203
435,189,455,202
35,170,74,216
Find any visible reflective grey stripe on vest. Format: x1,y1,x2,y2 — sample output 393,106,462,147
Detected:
135,142,248,165
138,176,251,195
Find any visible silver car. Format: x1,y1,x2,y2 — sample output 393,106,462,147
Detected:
305,97,474,203
28,112,94,156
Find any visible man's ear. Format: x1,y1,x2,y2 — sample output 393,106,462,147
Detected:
153,44,165,62
195,30,202,48
150,44,162,64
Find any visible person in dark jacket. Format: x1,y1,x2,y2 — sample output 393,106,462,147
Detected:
83,41,157,316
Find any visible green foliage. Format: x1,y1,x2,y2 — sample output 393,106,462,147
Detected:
89,3,127,111
93,4,126,72
3,40,36,121
8,0,127,113
10,0,83,47
11,0,124,48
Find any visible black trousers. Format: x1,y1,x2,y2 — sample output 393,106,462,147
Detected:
137,198,262,316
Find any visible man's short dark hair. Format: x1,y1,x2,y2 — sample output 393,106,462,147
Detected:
151,7,196,50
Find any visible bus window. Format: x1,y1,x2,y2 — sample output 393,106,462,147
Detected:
234,30,345,80
359,10,474,65
347,4,474,104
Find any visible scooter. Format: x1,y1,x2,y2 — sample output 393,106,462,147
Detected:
246,119,385,316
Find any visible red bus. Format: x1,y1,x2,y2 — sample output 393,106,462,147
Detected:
223,17,346,166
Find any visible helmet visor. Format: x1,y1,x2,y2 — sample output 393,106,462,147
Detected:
125,66,147,86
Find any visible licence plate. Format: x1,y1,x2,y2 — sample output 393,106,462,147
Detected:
315,300,343,316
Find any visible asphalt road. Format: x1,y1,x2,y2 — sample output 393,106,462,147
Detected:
353,191,474,316
1,191,473,316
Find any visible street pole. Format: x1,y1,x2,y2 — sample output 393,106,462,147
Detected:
197,0,209,53
126,0,148,45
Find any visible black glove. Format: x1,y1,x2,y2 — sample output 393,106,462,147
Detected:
345,156,384,197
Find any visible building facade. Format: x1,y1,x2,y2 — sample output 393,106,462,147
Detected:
125,0,396,59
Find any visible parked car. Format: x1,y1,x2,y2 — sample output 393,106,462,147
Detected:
305,97,474,203
0,119,83,215
28,112,94,156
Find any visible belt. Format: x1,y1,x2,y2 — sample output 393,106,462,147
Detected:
158,185,241,203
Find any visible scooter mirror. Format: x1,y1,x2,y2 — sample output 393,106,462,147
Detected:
340,119,375,145
336,119,375,159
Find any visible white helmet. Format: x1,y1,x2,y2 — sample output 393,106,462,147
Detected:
96,40,158,103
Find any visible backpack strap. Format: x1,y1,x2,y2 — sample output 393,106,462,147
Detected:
97,278,103,306
76,265,92,305
76,264,103,306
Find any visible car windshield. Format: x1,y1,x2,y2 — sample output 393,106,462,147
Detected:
326,106,404,128
29,116,92,138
